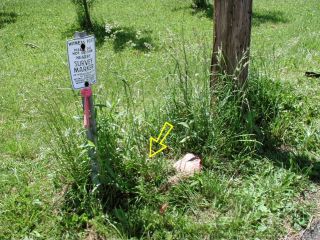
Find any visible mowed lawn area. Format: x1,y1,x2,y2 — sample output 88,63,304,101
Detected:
1,0,320,239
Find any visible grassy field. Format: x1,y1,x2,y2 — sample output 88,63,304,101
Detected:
1,0,320,239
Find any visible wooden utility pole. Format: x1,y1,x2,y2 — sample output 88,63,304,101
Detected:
211,0,253,88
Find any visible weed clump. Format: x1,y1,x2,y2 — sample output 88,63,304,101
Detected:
91,52,304,238
163,64,293,161
47,43,311,239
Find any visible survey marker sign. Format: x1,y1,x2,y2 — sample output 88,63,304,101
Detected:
67,35,97,89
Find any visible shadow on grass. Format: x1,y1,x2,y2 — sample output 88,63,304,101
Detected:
261,145,320,182
192,5,213,19
183,5,289,27
63,21,107,48
105,26,154,52
0,11,17,29
172,5,213,19
253,10,289,26
63,21,154,52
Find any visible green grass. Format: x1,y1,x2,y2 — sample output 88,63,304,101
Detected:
1,0,320,239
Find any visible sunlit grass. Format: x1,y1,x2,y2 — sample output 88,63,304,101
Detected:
0,0,320,239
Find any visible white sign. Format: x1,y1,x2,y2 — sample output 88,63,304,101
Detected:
67,35,97,89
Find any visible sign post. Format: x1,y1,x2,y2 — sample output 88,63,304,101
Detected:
67,31,100,190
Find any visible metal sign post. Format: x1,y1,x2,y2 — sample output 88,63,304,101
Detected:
67,31,100,190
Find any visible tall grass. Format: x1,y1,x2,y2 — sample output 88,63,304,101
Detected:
161,46,294,160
